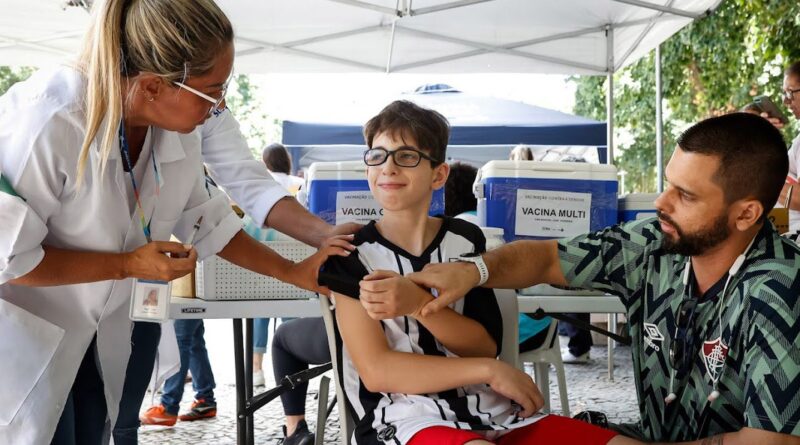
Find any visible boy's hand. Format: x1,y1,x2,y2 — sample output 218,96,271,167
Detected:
360,270,434,320
487,361,545,418
286,234,354,294
408,262,479,317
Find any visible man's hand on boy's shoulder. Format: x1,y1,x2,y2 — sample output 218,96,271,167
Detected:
359,270,434,320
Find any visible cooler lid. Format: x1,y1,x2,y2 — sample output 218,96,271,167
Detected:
307,161,368,178
618,193,659,203
478,160,617,181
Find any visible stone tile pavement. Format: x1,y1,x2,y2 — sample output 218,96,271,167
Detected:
140,320,639,445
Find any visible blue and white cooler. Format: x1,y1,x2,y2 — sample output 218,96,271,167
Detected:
618,193,658,223
301,160,446,225
475,160,618,243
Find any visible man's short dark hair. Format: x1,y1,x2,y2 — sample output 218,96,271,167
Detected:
786,61,800,79
363,100,450,165
262,143,292,174
445,162,478,217
676,112,788,214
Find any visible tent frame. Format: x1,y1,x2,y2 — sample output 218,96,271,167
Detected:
230,0,712,165
3,0,714,167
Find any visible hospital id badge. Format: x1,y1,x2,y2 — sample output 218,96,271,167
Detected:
129,279,171,322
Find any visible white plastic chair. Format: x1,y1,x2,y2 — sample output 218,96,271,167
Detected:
517,318,570,417
319,288,520,444
319,295,355,445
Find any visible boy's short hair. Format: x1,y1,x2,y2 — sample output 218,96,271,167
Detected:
363,100,450,165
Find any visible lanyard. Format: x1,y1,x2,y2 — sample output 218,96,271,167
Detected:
118,122,160,243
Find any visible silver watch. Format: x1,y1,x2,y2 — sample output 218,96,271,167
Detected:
458,252,489,287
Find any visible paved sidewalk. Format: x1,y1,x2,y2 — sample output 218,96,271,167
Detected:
140,320,638,445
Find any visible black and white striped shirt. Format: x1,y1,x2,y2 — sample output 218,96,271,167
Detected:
322,217,543,444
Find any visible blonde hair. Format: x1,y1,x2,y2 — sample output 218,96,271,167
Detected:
509,144,534,161
76,0,233,184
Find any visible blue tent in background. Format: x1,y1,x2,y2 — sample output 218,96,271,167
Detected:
282,84,608,168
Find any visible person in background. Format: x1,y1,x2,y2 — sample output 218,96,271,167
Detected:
764,61,800,231
444,161,479,224
510,143,534,161
141,317,219,425
250,143,305,387
263,142,305,194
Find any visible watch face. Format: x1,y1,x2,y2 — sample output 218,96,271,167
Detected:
460,252,481,259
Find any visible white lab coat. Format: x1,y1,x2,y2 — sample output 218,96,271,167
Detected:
143,107,295,397
0,68,243,444
200,109,290,225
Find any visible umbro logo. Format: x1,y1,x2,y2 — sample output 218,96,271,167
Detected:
643,322,664,352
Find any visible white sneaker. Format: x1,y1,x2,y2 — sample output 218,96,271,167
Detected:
561,350,590,364
253,370,265,386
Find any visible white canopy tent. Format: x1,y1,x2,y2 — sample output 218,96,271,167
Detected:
0,0,723,165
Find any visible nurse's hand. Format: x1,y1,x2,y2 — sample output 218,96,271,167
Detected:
123,241,198,281
287,234,354,294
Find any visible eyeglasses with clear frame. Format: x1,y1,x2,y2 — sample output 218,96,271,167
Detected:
363,147,441,168
782,87,800,102
173,78,230,116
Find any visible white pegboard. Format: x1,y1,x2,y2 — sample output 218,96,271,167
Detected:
196,240,317,301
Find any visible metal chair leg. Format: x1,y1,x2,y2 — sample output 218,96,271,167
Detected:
315,376,330,445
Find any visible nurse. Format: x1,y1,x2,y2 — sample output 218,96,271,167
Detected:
0,1,352,444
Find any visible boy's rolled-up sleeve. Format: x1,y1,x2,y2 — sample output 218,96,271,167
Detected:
319,251,369,299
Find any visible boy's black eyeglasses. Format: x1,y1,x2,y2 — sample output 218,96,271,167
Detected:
669,297,699,377
364,147,440,168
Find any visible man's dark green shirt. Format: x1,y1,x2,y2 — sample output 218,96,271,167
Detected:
557,218,800,441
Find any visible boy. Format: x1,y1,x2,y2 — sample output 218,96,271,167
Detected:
320,100,626,444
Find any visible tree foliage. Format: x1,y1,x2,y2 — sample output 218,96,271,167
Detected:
0,67,34,97
573,0,800,193
224,74,282,159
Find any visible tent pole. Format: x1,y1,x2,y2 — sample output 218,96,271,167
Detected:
606,25,614,166
655,44,664,193
386,19,398,73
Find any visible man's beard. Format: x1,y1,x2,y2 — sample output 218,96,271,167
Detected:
657,210,730,256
